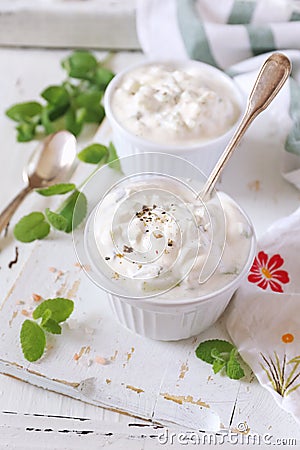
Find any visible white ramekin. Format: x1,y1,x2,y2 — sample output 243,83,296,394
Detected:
106,204,256,341
104,59,245,176
74,153,256,341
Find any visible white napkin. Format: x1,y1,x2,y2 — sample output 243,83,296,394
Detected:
136,0,300,424
226,207,300,425
136,0,300,189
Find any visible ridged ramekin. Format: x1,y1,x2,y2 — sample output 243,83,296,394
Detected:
75,153,256,341
104,59,245,176
106,209,256,341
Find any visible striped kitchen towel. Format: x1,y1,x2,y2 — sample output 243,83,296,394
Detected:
136,0,300,189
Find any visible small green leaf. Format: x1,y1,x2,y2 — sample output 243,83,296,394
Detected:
42,319,62,334
62,51,98,80
211,348,226,362
78,143,108,164
58,189,87,233
14,212,50,243
84,104,105,124
107,142,121,171
41,309,52,326
33,298,74,323
65,107,85,136
40,308,62,334
20,320,46,362
213,359,226,374
74,92,105,125
6,101,42,122
195,339,234,364
41,107,55,135
48,102,70,122
41,85,69,107
45,208,68,231
226,349,245,380
94,67,114,89
16,122,37,142
36,183,76,196
75,91,102,109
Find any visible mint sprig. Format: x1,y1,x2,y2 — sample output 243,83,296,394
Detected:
20,297,74,362
195,339,245,380
6,50,114,142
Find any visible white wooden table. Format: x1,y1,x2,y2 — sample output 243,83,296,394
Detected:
1,47,300,449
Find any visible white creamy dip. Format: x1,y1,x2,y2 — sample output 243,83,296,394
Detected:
111,63,241,146
92,176,252,299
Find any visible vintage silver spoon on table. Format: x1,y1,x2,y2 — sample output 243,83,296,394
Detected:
0,130,77,235
200,53,291,201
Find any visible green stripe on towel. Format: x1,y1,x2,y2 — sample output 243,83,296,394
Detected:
290,11,300,21
227,0,256,24
285,78,300,156
176,0,218,67
246,25,276,56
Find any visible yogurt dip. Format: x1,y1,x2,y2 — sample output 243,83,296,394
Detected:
111,63,241,146
92,175,252,299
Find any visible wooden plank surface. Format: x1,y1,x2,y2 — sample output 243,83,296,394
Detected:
0,47,300,447
0,0,139,49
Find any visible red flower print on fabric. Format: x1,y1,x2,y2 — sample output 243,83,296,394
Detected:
248,251,290,293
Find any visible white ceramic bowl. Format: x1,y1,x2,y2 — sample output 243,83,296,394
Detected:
106,198,256,341
74,153,256,341
104,59,245,176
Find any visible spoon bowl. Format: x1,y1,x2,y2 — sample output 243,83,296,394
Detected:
0,130,77,235
25,131,77,188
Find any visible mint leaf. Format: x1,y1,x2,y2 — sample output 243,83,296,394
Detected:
6,101,42,122
195,339,234,364
62,51,97,80
211,348,226,362
20,320,46,362
36,183,76,196
94,67,114,89
213,359,226,374
78,143,108,164
75,91,102,109
33,298,74,323
84,104,105,124
42,319,62,335
58,189,87,233
40,309,62,335
45,208,68,231
47,102,70,122
41,107,55,135
226,349,245,380
16,122,37,142
14,212,50,243
65,106,86,136
107,142,121,171
41,309,52,326
41,85,69,107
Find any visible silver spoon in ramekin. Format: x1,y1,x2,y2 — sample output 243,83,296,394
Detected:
200,53,291,201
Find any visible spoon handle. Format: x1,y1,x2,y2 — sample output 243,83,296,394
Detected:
201,53,291,200
0,185,32,235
